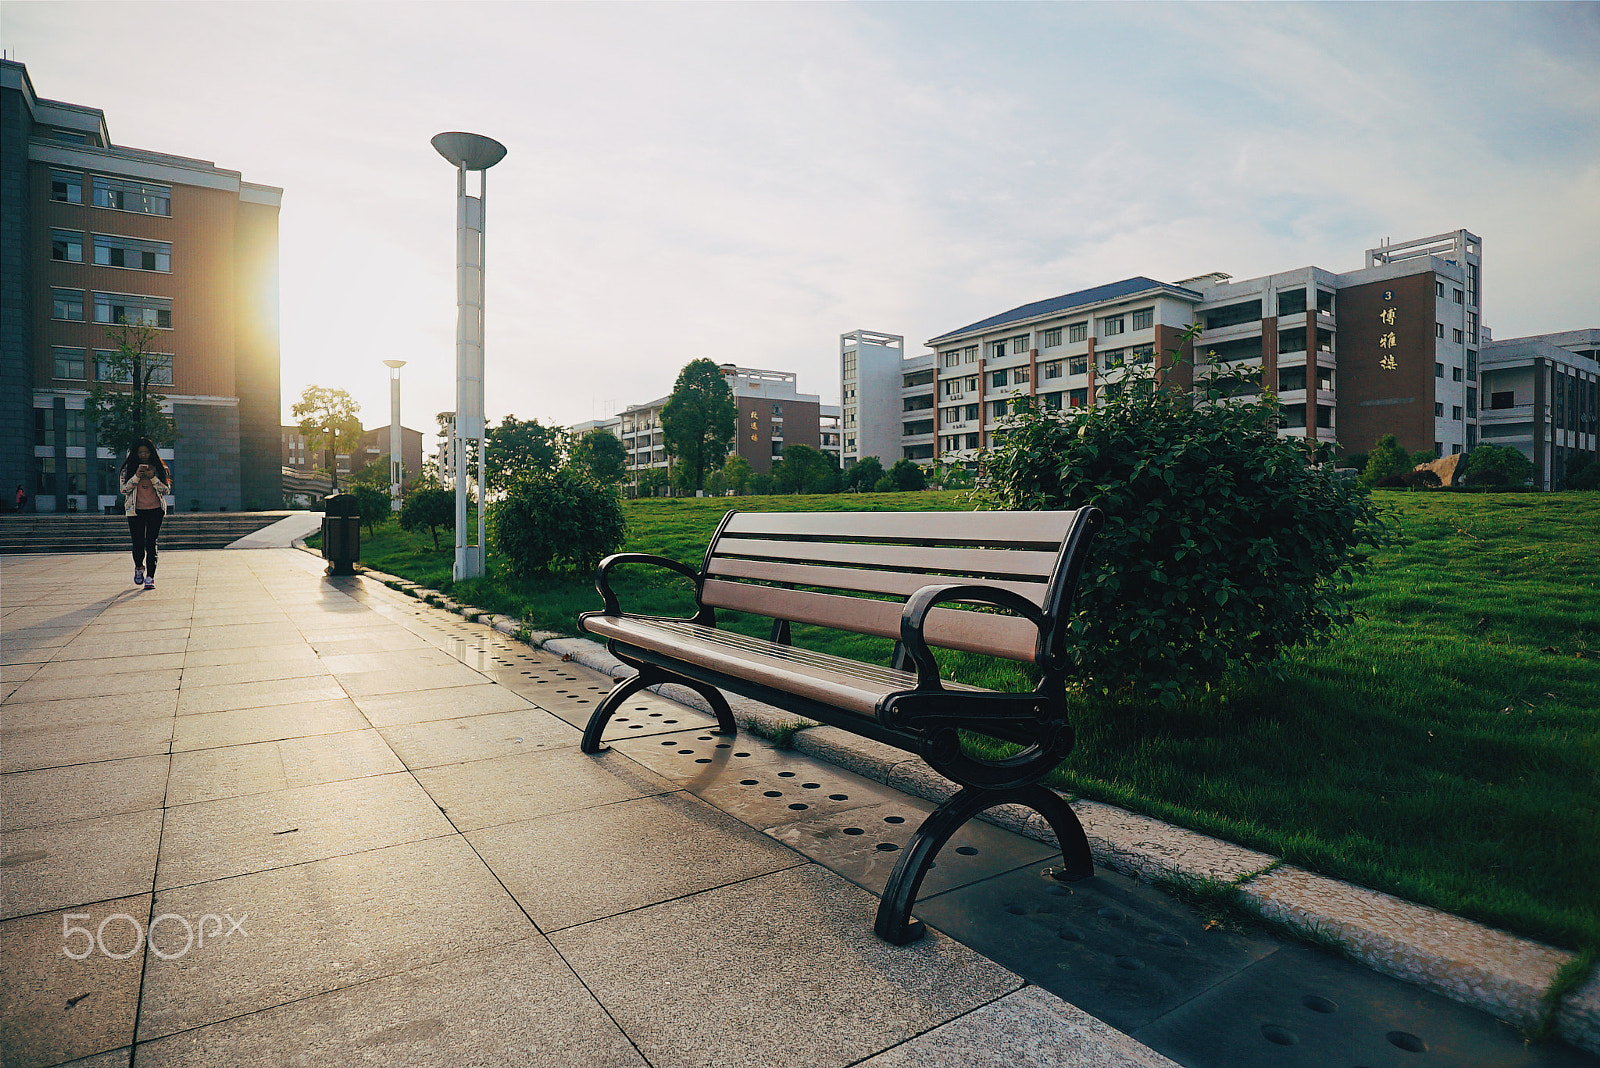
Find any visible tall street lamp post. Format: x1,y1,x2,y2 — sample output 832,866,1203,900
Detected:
431,131,506,581
383,359,406,512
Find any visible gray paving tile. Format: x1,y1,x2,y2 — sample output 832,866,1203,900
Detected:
551,864,1023,1068
332,662,493,698
0,895,148,1068
180,643,317,669
182,623,305,651
303,631,436,657
1,809,161,919
135,836,533,1041
468,792,804,931
1,719,174,775
276,728,405,786
856,986,1182,1068
166,743,288,806
25,652,185,680
8,668,181,705
0,754,169,831
176,658,332,690
170,700,367,752
316,649,463,676
414,747,675,832
1,690,177,734
175,676,349,716
157,771,454,889
377,706,579,768
54,635,188,661
130,938,646,1068
353,682,534,728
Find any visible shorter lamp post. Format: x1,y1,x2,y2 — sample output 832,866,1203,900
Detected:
383,359,406,511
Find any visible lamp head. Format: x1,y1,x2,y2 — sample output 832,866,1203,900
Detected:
431,132,507,171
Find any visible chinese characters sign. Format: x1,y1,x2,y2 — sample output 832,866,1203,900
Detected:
1378,290,1397,371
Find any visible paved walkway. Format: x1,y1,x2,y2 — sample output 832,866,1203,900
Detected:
2,549,1172,1068
3,547,1595,1068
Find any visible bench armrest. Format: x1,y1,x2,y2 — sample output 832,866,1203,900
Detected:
899,583,1049,691
592,552,707,621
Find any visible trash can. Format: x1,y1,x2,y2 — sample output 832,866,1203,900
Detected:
320,493,360,576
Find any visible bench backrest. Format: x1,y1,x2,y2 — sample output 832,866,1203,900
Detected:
698,509,1098,664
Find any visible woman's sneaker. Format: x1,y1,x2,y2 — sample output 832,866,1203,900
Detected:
144,577,155,590
134,569,144,586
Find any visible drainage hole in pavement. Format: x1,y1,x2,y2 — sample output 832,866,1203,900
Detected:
734,752,750,757
1097,907,1123,920
788,803,808,810
664,719,679,724
954,846,978,856
884,815,906,824
1156,933,1187,948
828,793,848,801
695,758,712,763
1114,956,1144,971
875,842,898,852
740,779,759,786
1057,926,1084,942
777,771,796,778
1003,904,1026,916
716,743,732,749
678,750,695,755
763,791,783,797
1301,995,1336,1014
1260,1025,1296,1046
628,724,643,729
801,783,821,789
649,713,663,718
660,741,676,747
844,828,865,836
1386,1032,1426,1053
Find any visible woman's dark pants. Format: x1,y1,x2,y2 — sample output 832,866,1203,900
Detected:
128,509,163,573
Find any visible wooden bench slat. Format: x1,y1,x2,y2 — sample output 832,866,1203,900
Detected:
711,537,1062,580
701,578,1040,662
720,509,1079,545
705,556,1049,604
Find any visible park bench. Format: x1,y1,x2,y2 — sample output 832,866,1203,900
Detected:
578,507,1103,944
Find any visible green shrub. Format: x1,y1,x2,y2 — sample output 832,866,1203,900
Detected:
978,351,1388,704
1562,454,1600,491
349,484,391,535
398,484,455,549
884,459,927,491
1361,434,1411,486
1461,444,1535,488
490,471,626,576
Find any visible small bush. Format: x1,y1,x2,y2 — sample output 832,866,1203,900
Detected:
1461,444,1534,488
1562,454,1600,491
490,471,626,576
398,485,455,549
349,484,391,535
979,342,1388,704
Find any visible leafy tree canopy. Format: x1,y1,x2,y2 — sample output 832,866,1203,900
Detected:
88,323,178,459
293,386,363,491
398,482,455,549
661,359,736,492
842,456,884,492
485,415,567,492
1461,444,1535,488
569,428,628,486
1361,434,1411,487
772,444,836,494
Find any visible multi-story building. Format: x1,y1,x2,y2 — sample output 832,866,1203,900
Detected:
839,330,911,466
1479,328,1599,490
617,364,827,487
2,60,281,512
894,230,1486,468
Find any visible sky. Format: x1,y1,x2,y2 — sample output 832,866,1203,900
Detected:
6,1,1599,438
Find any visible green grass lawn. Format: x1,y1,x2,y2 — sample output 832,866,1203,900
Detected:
341,490,1600,953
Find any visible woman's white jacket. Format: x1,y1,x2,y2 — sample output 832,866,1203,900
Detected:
120,472,171,516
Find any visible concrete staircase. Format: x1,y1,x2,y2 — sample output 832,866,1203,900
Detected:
0,513,296,555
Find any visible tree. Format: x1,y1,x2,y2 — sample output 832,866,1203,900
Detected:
661,359,736,492
1562,454,1600,491
348,483,391,536
1461,445,1534,488
635,468,670,497
490,470,627,575
721,456,753,495
485,415,566,493
978,336,1387,704
772,444,833,494
843,456,884,493
884,459,928,492
87,322,178,460
1361,434,1410,487
293,386,363,491
569,428,628,485
399,483,455,549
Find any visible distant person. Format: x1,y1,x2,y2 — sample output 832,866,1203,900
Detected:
14,484,25,513
119,438,171,590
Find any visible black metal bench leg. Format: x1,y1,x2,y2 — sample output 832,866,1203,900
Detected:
581,669,659,753
874,784,1093,945
678,679,739,736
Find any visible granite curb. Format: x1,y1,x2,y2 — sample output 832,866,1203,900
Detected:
352,562,1598,1055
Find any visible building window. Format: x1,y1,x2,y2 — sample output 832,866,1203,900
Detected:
1204,300,1262,330
91,176,172,216
1452,366,1462,381
1069,388,1088,408
989,399,1008,420
1042,360,1063,380
1277,289,1308,317
50,170,84,204
34,407,55,446
1452,405,1463,421
1068,322,1088,343
1452,443,1462,455
93,292,172,329
1467,313,1478,344
52,347,86,380
841,351,857,380
1130,308,1153,331
1435,322,1445,338
1436,282,1445,298
1453,288,1464,304
94,350,173,385
1101,348,1124,370
1317,405,1333,429
1467,350,1477,377
1467,387,1478,417
93,234,172,272
1013,333,1030,353
51,229,84,262
1452,328,1464,344
1013,366,1029,384
64,410,87,449
991,369,1009,388
942,350,962,368
1069,355,1087,376
1041,327,1062,348
1041,392,1062,410
52,288,85,321
772,403,783,416
1435,362,1444,378
1434,402,1444,417
1129,344,1154,366
1099,314,1125,336
1278,366,1306,392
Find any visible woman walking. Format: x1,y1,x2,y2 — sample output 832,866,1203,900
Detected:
120,438,170,590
